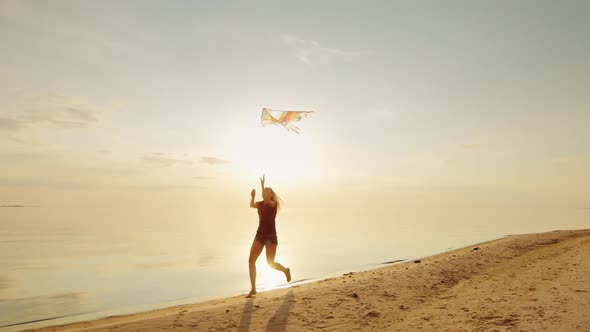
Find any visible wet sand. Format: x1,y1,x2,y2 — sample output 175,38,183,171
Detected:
33,229,590,331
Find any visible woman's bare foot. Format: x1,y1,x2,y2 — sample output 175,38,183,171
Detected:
285,268,291,282
245,290,257,298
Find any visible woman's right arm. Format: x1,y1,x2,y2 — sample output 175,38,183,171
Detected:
250,189,257,208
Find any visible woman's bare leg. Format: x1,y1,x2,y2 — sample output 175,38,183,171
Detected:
265,244,291,282
247,240,264,297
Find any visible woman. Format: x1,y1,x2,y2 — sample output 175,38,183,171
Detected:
246,175,291,298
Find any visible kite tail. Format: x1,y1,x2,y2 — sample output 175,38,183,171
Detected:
286,124,301,135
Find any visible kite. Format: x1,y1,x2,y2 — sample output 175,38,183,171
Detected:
261,108,313,134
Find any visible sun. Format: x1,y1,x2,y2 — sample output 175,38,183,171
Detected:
225,118,315,185
256,261,289,291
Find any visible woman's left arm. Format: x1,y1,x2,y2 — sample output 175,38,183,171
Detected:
250,189,257,208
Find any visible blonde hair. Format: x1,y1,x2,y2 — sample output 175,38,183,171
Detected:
266,187,284,211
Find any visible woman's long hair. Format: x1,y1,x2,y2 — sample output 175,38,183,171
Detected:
268,187,284,211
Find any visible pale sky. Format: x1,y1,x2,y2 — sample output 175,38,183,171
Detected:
0,0,589,212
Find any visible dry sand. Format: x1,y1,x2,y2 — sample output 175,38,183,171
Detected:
34,229,590,331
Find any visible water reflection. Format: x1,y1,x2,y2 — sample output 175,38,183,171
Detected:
0,292,96,329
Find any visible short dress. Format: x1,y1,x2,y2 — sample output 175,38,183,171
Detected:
254,201,278,246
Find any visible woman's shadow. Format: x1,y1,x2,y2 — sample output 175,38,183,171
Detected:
238,290,295,332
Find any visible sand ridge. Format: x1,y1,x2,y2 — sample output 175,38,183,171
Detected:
33,229,590,331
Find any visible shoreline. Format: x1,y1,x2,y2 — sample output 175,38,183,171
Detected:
6,235,501,331
29,228,590,331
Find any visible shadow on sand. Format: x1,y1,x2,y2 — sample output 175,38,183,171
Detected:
238,297,255,332
238,290,295,332
265,290,295,332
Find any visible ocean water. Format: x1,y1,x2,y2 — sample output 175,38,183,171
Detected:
0,194,587,331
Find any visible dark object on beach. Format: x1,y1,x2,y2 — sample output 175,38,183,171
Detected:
381,259,404,265
351,292,359,298
473,247,479,251
343,272,355,276
366,311,381,318
225,309,229,313
414,259,421,263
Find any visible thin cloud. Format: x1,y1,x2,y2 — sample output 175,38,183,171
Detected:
22,107,99,128
0,116,26,131
200,156,231,166
3,134,28,144
0,93,105,132
281,34,373,65
141,153,193,167
0,178,89,190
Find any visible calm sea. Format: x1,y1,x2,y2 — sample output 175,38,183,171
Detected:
1,197,587,331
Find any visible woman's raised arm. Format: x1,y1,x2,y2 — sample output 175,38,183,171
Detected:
250,189,257,208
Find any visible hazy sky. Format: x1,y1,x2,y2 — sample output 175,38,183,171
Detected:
0,0,588,210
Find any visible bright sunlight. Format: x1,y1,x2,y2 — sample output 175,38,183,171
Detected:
225,115,317,186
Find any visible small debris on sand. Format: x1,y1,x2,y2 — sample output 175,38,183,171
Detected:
366,311,381,318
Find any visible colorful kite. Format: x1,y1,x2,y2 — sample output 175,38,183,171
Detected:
261,108,313,134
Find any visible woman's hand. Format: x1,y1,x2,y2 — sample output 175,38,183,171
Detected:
250,189,257,208
260,175,265,190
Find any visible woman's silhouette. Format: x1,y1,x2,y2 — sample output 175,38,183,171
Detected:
246,175,291,298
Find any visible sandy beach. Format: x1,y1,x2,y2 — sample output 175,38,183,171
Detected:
33,229,590,332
